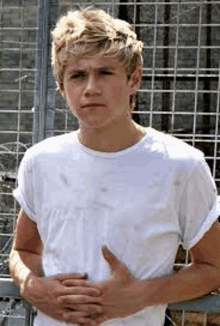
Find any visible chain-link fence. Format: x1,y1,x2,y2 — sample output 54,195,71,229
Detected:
0,0,220,325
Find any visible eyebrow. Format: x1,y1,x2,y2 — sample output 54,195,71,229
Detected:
67,66,116,75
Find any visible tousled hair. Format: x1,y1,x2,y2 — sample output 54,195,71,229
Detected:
51,8,143,110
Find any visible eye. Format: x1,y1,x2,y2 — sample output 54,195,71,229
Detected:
100,70,113,76
70,72,86,79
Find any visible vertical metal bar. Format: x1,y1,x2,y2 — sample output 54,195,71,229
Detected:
150,0,158,127
181,310,185,326
24,306,32,326
45,0,57,139
203,0,211,134
0,0,3,50
162,0,170,132
133,0,137,25
193,1,203,147
132,0,141,125
171,0,180,134
213,61,220,179
14,0,25,230
111,0,116,17
33,0,57,144
33,0,49,144
203,312,208,326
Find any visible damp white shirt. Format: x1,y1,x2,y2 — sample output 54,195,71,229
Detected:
14,128,220,326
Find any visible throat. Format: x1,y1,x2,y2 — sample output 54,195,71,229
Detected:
78,122,147,153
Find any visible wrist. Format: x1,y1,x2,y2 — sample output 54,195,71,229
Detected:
20,272,42,300
133,279,162,308
125,280,155,312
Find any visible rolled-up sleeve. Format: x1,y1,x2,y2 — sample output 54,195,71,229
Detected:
13,149,36,222
179,156,220,250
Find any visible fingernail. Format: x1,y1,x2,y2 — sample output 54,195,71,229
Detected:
102,245,108,253
90,313,97,320
84,273,88,279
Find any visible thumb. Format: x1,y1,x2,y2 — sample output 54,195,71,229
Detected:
102,246,133,282
102,246,121,272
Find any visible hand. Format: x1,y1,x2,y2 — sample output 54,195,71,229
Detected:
21,273,102,326
95,246,146,325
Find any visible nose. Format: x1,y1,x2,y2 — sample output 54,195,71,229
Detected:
84,74,101,96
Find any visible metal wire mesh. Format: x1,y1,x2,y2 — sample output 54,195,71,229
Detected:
0,298,25,326
0,0,38,323
0,0,38,278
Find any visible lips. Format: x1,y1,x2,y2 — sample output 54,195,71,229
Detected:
81,103,105,108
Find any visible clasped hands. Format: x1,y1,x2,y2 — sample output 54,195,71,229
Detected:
23,246,146,325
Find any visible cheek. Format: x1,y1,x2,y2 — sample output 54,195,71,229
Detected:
65,87,79,108
110,85,129,105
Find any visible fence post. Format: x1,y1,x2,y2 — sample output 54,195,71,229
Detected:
33,0,57,145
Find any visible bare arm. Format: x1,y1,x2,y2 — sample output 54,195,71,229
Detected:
10,209,102,326
142,222,220,305
63,222,220,325
10,209,44,288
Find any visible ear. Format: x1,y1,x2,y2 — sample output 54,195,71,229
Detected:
128,66,143,95
57,81,66,98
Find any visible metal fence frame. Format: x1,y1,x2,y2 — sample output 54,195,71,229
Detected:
32,0,57,144
1,277,220,326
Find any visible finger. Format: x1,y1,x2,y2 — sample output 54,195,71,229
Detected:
58,286,101,297
54,273,88,281
66,303,102,314
62,279,100,289
102,246,125,272
58,294,102,305
102,246,133,280
63,311,96,325
95,315,107,325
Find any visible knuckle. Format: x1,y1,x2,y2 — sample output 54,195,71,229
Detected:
63,313,72,322
62,280,74,286
77,280,87,286
51,285,61,296
55,310,65,320
63,311,85,324
57,297,64,304
53,289,60,297
80,295,88,303
84,304,93,313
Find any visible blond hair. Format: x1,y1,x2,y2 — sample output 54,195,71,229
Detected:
51,8,143,110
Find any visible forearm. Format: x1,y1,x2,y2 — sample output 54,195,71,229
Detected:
141,262,220,306
9,248,44,292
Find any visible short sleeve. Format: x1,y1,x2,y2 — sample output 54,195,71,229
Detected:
13,149,36,221
179,156,220,250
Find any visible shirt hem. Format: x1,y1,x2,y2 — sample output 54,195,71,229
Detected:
183,199,220,250
13,189,36,222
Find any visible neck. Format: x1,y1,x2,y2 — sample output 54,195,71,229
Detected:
78,119,147,153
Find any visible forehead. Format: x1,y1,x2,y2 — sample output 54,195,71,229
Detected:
65,56,125,74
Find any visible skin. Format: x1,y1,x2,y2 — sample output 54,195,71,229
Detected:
10,55,220,325
61,56,145,152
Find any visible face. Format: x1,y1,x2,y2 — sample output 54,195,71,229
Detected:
62,56,141,130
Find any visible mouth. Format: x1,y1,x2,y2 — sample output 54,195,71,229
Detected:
81,103,105,108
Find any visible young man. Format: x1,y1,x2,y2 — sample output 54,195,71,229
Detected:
10,8,220,326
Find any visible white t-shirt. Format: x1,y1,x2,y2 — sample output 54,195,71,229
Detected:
13,127,220,326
